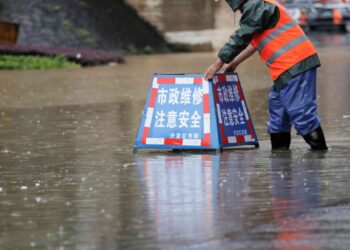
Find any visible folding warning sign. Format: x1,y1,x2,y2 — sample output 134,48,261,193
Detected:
134,73,259,152
212,73,259,148
134,74,220,150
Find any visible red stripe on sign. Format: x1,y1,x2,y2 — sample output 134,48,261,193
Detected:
157,77,176,84
201,133,211,147
203,94,210,114
148,88,158,108
218,75,226,83
246,119,255,139
142,127,150,144
236,83,244,101
213,85,220,102
193,77,203,84
219,124,228,144
236,135,245,143
164,138,183,145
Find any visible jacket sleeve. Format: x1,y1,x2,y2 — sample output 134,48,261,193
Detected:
218,0,278,63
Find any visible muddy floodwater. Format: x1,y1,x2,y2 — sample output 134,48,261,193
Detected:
1,33,350,249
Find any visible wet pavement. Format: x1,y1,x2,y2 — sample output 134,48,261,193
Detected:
1,33,350,249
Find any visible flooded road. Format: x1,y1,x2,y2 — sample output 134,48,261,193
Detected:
1,33,350,249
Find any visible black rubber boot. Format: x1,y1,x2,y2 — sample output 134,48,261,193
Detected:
303,126,328,150
270,132,291,150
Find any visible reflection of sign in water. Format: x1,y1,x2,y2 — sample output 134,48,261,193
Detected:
134,73,258,151
136,155,220,239
135,153,255,242
0,22,19,45
212,73,258,147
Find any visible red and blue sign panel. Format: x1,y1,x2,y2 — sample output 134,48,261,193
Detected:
212,73,258,147
134,73,258,151
135,74,219,149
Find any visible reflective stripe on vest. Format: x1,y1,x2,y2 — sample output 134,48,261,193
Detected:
252,0,317,81
257,20,298,53
266,34,308,66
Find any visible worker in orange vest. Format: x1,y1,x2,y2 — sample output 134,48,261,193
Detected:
205,0,328,150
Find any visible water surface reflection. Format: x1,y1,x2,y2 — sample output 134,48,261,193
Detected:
134,150,342,249
0,32,350,249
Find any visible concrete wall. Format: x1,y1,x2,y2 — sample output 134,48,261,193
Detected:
0,0,170,51
125,0,215,32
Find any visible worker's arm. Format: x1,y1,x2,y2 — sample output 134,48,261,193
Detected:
204,0,278,80
218,0,278,64
204,44,257,80
220,44,257,73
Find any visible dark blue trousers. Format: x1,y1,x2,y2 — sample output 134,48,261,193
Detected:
268,68,320,136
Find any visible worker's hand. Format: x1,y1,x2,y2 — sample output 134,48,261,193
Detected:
204,58,224,80
219,62,238,73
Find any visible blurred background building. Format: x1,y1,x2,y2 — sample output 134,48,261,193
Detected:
0,0,238,52
1,0,347,53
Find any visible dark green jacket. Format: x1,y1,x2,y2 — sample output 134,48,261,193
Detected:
219,0,320,91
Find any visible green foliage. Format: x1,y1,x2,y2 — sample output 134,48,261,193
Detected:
0,0,3,10
75,27,91,39
143,45,155,54
0,55,80,70
84,37,97,47
61,20,72,31
126,44,155,55
126,44,138,54
74,27,97,47
52,5,61,12
74,0,89,8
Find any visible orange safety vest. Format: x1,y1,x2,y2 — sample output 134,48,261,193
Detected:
250,0,317,81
